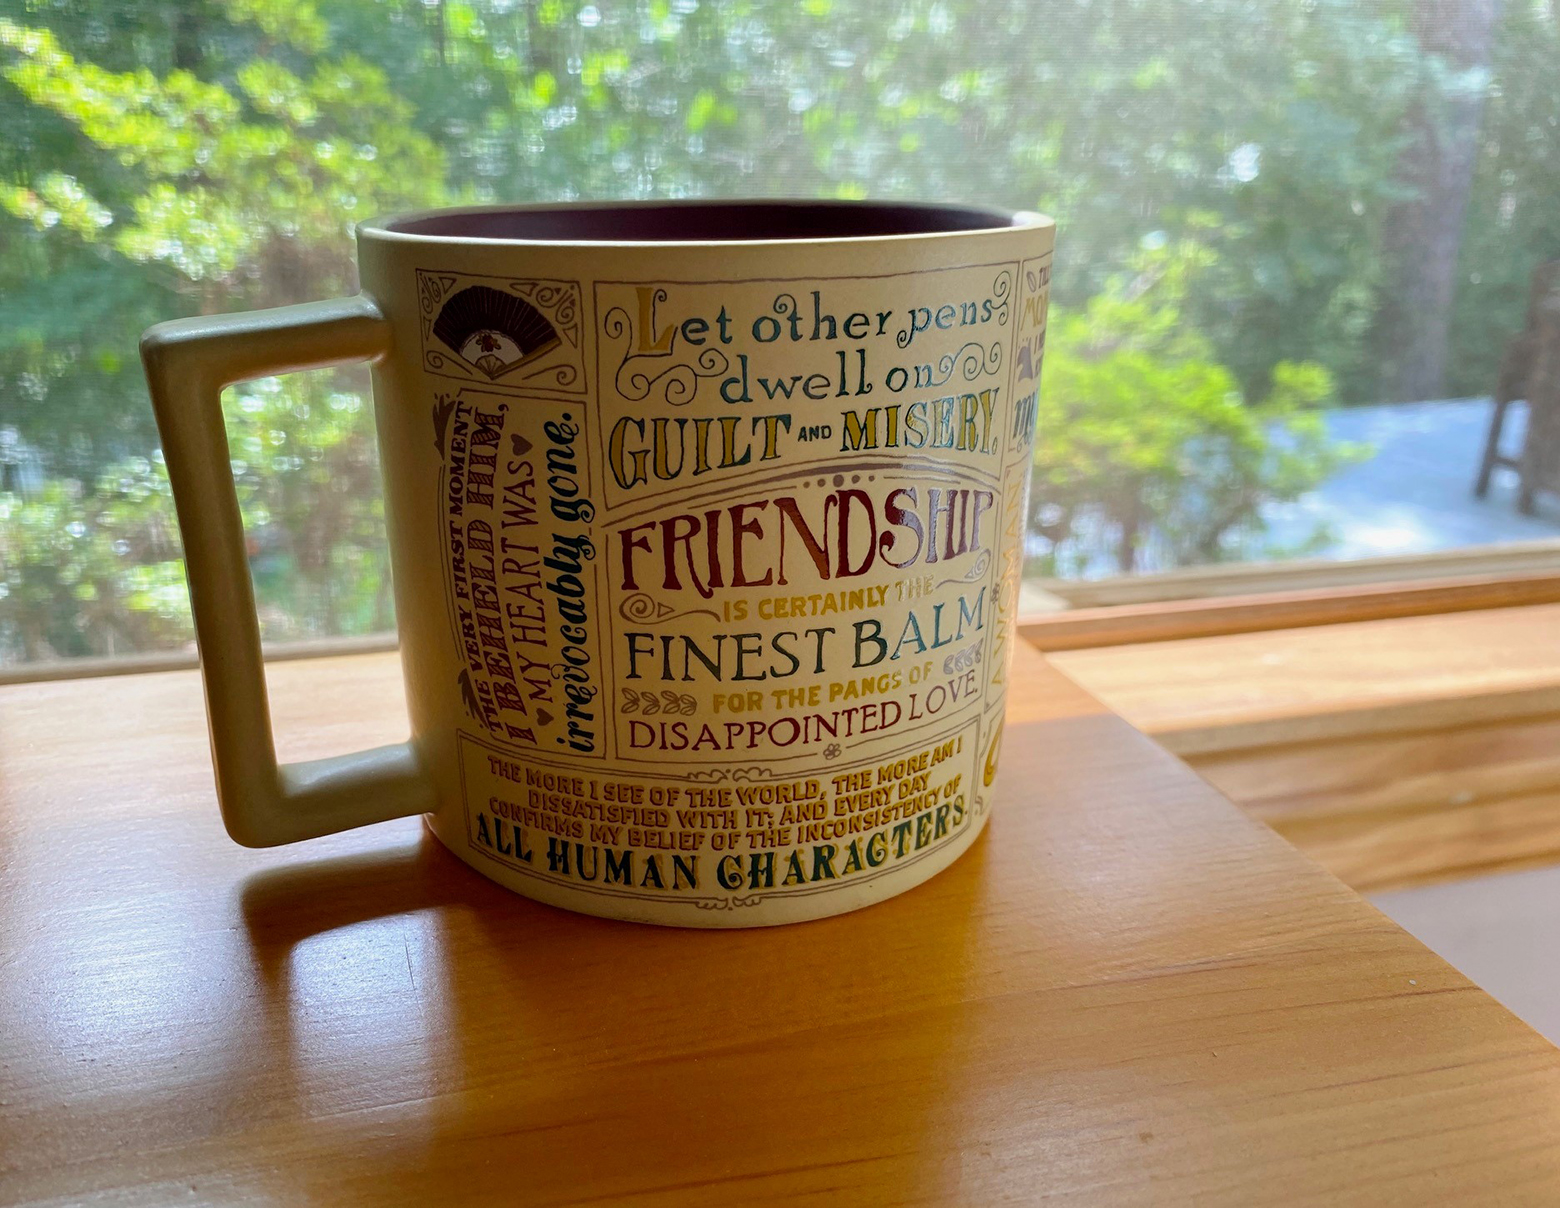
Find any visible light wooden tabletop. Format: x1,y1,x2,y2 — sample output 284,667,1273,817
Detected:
4,639,1560,1205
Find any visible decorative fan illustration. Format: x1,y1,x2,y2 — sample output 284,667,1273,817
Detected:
432,285,561,380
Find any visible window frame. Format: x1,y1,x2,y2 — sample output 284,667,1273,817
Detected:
5,542,1560,684
1021,542,1560,651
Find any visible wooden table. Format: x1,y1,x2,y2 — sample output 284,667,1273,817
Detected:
4,640,1560,1204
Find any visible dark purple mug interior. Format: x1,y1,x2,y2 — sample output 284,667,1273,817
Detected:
383,200,1023,242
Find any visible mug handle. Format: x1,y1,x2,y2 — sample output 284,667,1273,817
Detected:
141,296,436,847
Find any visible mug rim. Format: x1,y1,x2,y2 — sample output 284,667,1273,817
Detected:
358,197,1053,249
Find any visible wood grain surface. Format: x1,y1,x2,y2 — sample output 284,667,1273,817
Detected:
1054,603,1560,892
1030,537,1560,608
1194,713,1560,892
3,641,1560,1205
1022,569,1560,651
1051,602,1560,755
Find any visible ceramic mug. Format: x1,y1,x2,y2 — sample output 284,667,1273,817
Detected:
141,200,1053,927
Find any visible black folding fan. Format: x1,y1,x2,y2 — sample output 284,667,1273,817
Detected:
432,285,560,379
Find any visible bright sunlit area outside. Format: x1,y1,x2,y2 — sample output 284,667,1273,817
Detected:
2,0,1558,667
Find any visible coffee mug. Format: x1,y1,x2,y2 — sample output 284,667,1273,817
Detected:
141,200,1053,926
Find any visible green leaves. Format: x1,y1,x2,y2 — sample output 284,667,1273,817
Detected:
0,457,188,660
216,0,330,53
0,0,1553,661
236,60,319,124
0,5,444,659
1032,239,1360,573
530,70,558,108
1,16,443,299
115,183,259,280
0,172,111,238
686,89,718,133
1,20,238,176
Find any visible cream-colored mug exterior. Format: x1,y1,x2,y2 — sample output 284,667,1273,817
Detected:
142,201,1054,927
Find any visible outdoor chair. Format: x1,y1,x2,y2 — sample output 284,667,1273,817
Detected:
1475,259,1560,513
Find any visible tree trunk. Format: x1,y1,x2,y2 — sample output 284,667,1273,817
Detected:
1116,497,1142,574
170,2,202,71
1374,0,1501,403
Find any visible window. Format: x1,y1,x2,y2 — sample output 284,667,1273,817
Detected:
3,0,1558,669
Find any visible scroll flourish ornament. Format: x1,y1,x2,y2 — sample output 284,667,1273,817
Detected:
696,895,765,911
934,339,1002,385
618,592,718,624
990,268,1013,324
935,548,991,589
604,294,730,406
684,766,776,783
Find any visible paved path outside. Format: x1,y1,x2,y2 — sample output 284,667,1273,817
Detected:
1261,398,1560,560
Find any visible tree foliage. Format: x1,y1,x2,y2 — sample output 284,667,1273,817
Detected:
1449,0,1560,397
1,0,1556,661
1032,239,1359,575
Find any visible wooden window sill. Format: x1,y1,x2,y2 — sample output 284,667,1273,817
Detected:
1029,536,1560,610
1050,602,1560,893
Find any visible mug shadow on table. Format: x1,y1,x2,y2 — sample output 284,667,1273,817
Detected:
238,825,500,948
235,818,996,1203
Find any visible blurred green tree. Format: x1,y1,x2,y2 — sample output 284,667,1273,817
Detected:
1030,238,1362,575
0,455,187,660
0,1,441,658
1449,0,1560,397
1,0,1555,663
